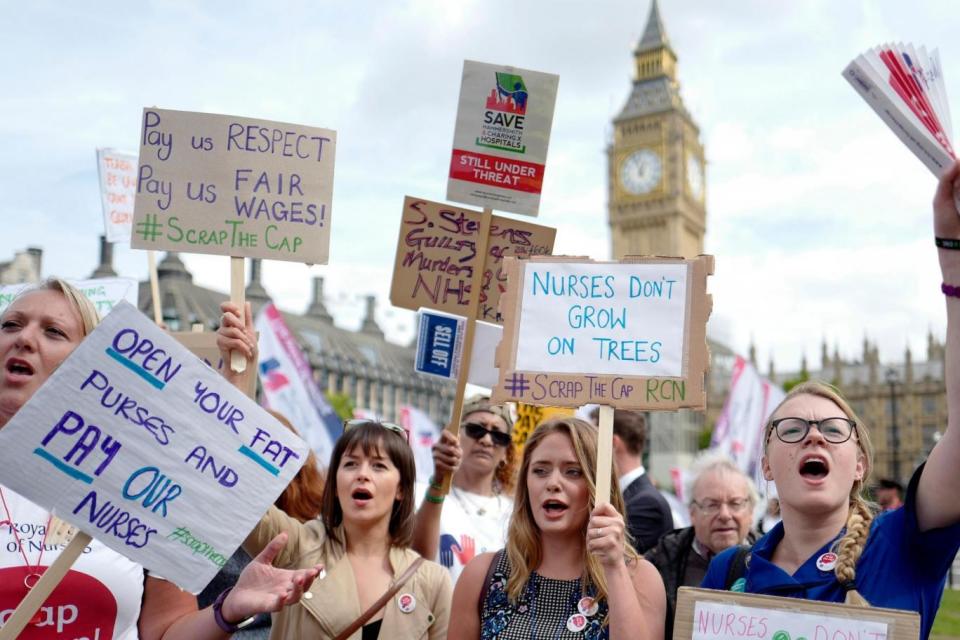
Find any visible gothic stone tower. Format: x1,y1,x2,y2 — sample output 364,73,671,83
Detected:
607,0,706,259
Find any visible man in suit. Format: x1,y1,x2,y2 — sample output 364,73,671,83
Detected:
594,408,673,552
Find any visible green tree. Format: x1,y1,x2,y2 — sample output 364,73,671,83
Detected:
326,392,355,421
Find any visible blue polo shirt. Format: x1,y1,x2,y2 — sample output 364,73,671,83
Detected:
701,464,960,640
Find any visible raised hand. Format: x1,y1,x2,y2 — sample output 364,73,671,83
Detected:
432,429,463,479
586,502,627,569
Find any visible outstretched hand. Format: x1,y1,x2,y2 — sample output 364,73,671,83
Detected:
221,532,324,623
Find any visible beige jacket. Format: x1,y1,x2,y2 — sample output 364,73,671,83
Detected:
244,506,451,639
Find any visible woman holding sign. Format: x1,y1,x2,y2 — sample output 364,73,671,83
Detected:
702,164,960,640
447,417,666,639
218,302,452,639
0,280,323,640
412,394,517,584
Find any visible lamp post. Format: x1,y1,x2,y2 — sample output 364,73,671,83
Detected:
885,368,901,483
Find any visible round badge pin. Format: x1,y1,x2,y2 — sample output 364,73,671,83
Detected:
567,613,588,633
816,552,838,572
577,596,599,617
397,593,417,614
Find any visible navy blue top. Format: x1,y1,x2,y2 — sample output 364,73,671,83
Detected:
701,464,960,640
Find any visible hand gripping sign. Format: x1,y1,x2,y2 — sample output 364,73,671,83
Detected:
0,302,308,636
491,255,714,504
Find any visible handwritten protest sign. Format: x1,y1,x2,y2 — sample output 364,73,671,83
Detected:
97,149,138,243
491,256,713,410
447,61,559,217
0,278,138,317
675,588,919,640
0,302,307,593
174,331,258,398
390,196,555,322
512,402,575,449
131,108,336,263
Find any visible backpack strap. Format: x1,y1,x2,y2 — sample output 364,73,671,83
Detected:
477,549,505,617
724,545,751,590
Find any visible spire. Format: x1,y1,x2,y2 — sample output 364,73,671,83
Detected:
245,258,270,304
91,235,117,278
157,252,192,282
360,295,384,338
306,276,334,323
636,0,672,54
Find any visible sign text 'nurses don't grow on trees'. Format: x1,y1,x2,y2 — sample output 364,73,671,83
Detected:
491,256,714,410
131,108,337,263
0,303,307,593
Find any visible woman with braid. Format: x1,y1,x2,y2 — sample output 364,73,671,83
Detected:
702,163,960,640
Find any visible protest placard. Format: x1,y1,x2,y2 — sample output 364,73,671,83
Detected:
390,196,555,322
0,302,307,594
512,402,575,449
97,149,138,243
447,61,559,217
491,255,713,410
0,277,138,317
173,331,258,398
414,308,501,387
130,107,337,264
674,587,919,640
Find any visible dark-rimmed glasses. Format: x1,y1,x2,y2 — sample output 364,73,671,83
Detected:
462,422,512,448
770,417,856,444
344,418,409,443
691,498,751,516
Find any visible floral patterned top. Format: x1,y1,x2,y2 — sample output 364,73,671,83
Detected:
480,550,609,640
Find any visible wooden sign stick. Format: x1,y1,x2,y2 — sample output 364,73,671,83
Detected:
229,256,247,373
440,209,493,494
595,405,614,506
147,250,162,325
0,532,92,640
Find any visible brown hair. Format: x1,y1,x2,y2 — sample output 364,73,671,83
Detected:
506,417,638,609
763,380,875,605
320,421,417,547
270,411,325,523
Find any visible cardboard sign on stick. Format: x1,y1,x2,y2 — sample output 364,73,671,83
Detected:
414,308,502,388
390,196,555,323
447,60,559,217
674,587,919,640
491,255,714,410
131,107,336,263
0,302,308,593
97,148,138,243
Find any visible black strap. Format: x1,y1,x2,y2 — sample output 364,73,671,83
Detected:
477,549,505,617
724,546,751,590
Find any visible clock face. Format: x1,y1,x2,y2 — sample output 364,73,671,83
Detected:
686,152,704,201
619,149,662,195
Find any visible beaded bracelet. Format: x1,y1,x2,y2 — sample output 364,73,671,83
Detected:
424,490,445,504
942,283,960,298
936,237,960,250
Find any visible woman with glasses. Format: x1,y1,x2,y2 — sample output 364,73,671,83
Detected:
412,395,517,583
702,162,960,640
218,302,451,639
448,417,665,639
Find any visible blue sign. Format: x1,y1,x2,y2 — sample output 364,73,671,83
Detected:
415,311,463,379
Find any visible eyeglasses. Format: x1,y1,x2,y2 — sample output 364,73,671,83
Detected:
344,419,409,443
462,422,512,448
770,417,856,444
691,498,751,516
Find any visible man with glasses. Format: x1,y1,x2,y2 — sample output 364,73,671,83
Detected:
644,452,758,639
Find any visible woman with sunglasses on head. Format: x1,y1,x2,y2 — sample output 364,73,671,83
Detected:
702,164,960,640
448,417,666,639
0,281,322,640
218,302,451,639
411,395,517,583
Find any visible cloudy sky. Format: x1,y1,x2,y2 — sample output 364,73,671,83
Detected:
1,0,956,375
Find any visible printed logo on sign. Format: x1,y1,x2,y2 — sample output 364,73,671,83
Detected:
478,72,528,153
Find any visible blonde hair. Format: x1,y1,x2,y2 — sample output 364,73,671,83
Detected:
505,417,638,611
763,380,875,605
3,278,102,336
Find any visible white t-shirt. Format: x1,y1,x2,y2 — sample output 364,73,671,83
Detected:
415,482,512,584
0,487,144,639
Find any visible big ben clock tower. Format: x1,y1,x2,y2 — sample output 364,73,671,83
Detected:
608,0,706,259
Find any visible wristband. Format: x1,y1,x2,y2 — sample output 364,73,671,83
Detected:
936,237,960,250
424,489,445,504
428,475,443,491
213,587,257,632
942,283,960,298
